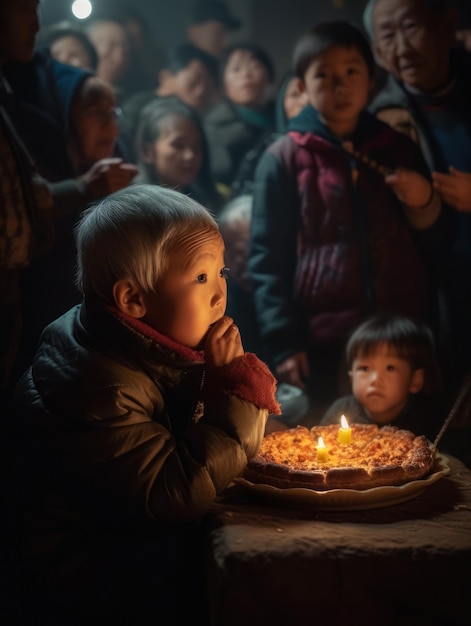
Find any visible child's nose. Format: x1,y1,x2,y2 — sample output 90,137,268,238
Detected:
370,371,381,384
333,76,347,91
212,282,226,307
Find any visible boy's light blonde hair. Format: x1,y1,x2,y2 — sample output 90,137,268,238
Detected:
75,184,219,304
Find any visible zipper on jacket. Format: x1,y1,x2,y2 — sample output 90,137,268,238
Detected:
192,368,206,423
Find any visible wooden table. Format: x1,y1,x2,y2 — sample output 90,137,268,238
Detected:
204,454,471,626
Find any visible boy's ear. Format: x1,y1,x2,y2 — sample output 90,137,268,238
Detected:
409,368,425,394
113,279,147,318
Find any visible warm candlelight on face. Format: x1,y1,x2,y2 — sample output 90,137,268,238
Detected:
338,414,352,444
316,436,328,462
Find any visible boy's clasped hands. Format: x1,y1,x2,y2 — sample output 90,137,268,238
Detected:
204,316,244,367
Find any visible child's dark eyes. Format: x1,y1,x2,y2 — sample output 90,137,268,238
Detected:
196,268,229,283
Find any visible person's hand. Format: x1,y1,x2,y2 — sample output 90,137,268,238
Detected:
79,158,138,199
385,168,433,208
204,316,244,367
276,352,309,389
432,166,471,212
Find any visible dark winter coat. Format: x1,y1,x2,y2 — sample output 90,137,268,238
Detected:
203,97,275,195
6,301,279,605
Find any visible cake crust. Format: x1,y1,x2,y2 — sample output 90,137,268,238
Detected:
244,424,435,491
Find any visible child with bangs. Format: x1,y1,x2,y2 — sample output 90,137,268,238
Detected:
321,313,443,441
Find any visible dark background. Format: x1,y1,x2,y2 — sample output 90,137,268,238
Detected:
38,0,370,88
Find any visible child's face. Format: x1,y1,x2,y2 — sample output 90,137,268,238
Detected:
50,35,95,70
349,342,423,424
141,231,227,350
301,44,372,138
71,94,119,165
150,116,203,188
87,21,130,84
188,20,228,57
224,49,272,108
165,60,217,113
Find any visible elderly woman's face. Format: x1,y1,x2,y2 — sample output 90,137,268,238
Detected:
372,0,455,92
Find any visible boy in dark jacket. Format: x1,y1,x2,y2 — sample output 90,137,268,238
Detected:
5,185,280,624
248,21,448,424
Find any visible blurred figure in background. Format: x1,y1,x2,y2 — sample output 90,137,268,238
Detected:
364,0,471,401
84,11,133,105
38,20,98,71
204,42,276,199
0,0,135,402
95,1,165,94
120,43,219,161
186,0,242,59
133,95,223,214
186,0,243,107
9,66,135,380
68,76,122,171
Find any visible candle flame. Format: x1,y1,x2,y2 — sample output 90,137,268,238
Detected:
340,414,349,429
317,436,325,449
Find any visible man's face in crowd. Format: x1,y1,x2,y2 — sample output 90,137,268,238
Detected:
372,0,456,92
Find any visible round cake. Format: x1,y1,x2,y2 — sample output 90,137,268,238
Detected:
243,423,435,491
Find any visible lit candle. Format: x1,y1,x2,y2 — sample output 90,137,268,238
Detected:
316,436,328,462
338,414,352,445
